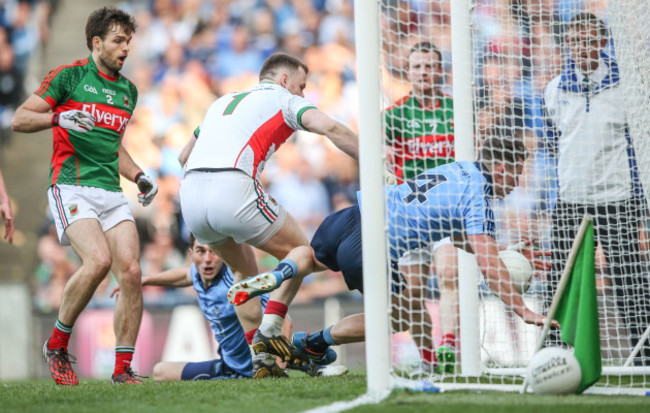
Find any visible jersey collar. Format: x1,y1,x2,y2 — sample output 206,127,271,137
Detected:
88,54,119,82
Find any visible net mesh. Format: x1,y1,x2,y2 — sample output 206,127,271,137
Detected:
377,0,650,392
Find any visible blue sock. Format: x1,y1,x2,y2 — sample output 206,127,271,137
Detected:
306,326,336,353
274,259,297,282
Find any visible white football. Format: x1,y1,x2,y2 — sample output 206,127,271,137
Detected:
499,250,533,294
526,347,581,394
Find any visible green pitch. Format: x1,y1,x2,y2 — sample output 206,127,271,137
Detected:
1,372,649,413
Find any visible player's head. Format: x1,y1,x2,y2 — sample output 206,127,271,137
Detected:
86,7,136,73
188,234,222,281
259,52,309,97
407,41,443,99
479,134,528,198
565,12,608,75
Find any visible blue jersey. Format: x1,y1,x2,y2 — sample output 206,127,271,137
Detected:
190,263,268,377
383,161,495,259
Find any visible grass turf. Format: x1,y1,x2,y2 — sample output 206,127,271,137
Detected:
1,373,649,413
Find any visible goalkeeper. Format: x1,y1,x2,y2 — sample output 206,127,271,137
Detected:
110,234,347,380
229,134,556,363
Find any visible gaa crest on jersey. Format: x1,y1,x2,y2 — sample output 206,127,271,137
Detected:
123,95,130,108
69,204,78,216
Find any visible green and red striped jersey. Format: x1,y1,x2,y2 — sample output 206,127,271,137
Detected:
35,56,138,192
384,91,454,183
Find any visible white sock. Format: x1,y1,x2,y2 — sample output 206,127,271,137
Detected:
259,315,284,336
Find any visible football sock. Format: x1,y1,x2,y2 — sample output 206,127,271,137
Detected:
274,259,297,282
306,326,336,353
421,348,437,365
440,334,457,348
245,329,257,345
49,319,72,351
114,346,135,376
259,301,288,336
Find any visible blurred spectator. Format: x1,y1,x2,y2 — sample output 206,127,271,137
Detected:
0,41,22,144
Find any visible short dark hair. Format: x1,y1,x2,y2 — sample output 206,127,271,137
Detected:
85,7,136,51
480,134,528,165
408,41,442,65
566,12,608,39
188,233,197,249
259,52,308,81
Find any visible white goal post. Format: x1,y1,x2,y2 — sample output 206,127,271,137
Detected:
355,0,650,398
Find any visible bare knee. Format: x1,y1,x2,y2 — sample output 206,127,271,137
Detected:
116,261,142,293
153,363,168,382
84,253,112,279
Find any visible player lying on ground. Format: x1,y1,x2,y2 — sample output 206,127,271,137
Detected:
111,234,347,380
229,134,558,363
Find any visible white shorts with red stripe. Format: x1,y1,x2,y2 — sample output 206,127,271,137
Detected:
180,169,287,247
47,184,134,246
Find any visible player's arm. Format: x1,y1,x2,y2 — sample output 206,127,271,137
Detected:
118,132,158,207
11,94,95,133
111,267,192,297
466,233,556,327
11,94,56,132
300,109,359,161
0,169,13,244
178,127,199,167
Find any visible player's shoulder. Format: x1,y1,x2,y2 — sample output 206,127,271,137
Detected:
384,94,411,112
46,57,91,80
544,73,563,94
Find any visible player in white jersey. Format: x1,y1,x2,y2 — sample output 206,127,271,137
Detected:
179,53,358,367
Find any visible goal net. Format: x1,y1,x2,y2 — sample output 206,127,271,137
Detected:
358,0,650,396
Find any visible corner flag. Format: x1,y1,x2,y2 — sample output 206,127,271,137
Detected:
554,221,602,393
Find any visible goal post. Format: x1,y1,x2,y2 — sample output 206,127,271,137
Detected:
355,0,650,397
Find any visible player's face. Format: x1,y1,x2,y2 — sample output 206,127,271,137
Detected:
190,243,222,281
567,23,606,75
408,50,442,99
95,24,132,74
493,159,524,198
284,67,307,97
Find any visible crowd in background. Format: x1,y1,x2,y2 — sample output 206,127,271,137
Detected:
27,0,631,312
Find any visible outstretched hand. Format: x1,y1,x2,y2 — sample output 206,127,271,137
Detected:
521,307,560,328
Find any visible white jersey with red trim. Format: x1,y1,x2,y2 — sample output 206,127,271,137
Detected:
186,83,316,180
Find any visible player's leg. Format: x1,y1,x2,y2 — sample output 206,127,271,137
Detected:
208,238,264,334
398,249,435,372
44,214,113,385
153,362,187,382
104,220,143,383
433,241,459,373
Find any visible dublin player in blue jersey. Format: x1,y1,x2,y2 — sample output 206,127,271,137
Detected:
112,234,347,380
229,135,556,361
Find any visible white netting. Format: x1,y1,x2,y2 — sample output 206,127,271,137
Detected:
374,0,650,393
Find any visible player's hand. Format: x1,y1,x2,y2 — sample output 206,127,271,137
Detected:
110,285,120,298
136,173,158,207
508,238,551,272
1,200,13,244
522,307,559,328
384,169,398,185
56,110,96,133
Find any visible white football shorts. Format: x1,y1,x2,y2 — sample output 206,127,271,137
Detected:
180,170,287,247
47,184,134,246
398,237,453,267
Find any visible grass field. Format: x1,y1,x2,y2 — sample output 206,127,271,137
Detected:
2,372,650,413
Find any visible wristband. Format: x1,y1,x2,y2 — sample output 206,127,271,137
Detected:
52,113,59,126
134,172,145,182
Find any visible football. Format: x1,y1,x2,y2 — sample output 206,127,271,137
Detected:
498,250,533,294
526,347,582,394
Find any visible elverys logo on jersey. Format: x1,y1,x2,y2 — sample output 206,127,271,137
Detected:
81,103,131,132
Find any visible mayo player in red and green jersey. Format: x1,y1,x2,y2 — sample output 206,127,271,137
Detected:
383,42,460,375
11,7,157,385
